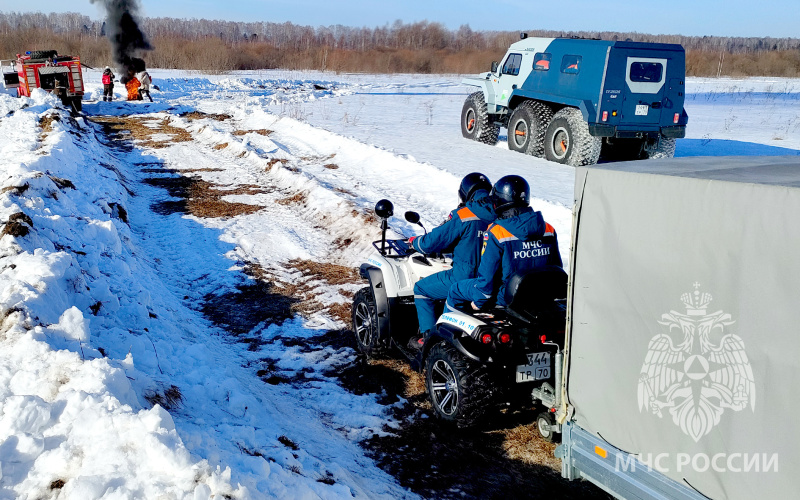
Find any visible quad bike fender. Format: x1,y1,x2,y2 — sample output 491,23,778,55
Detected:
359,264,391,339
425,324,488,363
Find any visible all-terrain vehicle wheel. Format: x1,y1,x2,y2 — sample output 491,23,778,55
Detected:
425,341,496,427
544,107,601,166
461,92,500,145
352,287,388,357
507,100,553,157
644,137,677,159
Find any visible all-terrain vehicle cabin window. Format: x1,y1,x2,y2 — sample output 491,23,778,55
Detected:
630,62,664,82
502,53,523,75
533,53,551,71
560,55,581,74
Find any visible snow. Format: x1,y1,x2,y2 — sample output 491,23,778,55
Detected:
0,69,798,499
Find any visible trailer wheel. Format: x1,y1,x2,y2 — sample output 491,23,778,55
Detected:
425,341,496,427
461,92,500,145
544,107,601,166
507,100,553,157
352,287,388,357
644,138,677,159
536,411,558,443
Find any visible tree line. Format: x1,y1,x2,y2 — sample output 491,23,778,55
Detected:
1,11,798,76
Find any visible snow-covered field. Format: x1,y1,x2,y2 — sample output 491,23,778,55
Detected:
0,69,798,499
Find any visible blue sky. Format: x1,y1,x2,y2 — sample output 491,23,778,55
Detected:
2,0,797,38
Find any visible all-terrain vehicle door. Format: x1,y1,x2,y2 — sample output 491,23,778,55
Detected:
601,47,684,130
494,51,529,108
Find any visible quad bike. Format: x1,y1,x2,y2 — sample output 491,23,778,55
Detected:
352,199,452,358
353,199,569,438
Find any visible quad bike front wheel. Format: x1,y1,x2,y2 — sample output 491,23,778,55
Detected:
425,341,496,427
352,287,388,357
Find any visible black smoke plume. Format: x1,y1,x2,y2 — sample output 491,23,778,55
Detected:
91,0,152,82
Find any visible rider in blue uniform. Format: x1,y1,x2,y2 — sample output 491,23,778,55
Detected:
447,175,562,311
407,173,491,349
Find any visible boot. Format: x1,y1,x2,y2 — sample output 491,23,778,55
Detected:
407,330,427,351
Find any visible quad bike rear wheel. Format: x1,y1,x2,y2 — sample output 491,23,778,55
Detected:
425,341,496,427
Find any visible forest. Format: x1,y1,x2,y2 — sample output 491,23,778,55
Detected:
1,11,799,76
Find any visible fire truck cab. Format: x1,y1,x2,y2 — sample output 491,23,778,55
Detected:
2,50,84,112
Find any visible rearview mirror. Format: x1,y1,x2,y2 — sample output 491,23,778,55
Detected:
404,211,420,224
491,61,499,73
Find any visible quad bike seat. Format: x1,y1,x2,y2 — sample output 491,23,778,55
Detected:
503,266,568,324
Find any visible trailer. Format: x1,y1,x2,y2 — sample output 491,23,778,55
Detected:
2,50,84,112
554,155,800,499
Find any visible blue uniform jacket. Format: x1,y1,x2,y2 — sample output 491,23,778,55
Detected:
458,207,562,308
412,205,489,281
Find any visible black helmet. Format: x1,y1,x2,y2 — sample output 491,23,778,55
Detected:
374,199,394,219
458,172,492,204
491,175,530,214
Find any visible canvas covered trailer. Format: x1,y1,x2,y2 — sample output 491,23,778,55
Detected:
557,155,800,499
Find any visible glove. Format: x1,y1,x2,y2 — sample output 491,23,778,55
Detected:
407,236,417,248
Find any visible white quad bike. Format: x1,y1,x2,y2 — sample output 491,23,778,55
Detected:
352,199,569,435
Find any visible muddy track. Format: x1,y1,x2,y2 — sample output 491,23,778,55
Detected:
90,111,609,499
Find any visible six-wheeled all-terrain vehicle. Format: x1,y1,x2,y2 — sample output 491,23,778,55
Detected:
2,50,85,112
352,200,568,436
461,34,688,165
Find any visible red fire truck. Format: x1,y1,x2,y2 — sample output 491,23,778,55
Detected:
2,50,85,112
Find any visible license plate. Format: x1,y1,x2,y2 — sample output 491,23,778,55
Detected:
635,104,649,116
515,352,551,383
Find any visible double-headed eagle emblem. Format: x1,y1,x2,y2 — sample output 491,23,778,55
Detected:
638,283,756,442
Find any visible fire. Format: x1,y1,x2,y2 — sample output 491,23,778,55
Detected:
126,77,140,101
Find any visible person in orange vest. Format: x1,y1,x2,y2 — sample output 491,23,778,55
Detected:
407,173,492,350
102,67,115,102
446,175,562,312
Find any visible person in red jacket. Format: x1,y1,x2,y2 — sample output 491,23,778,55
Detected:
102,67,115,102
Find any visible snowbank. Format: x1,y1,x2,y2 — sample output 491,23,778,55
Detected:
0,90,411,499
